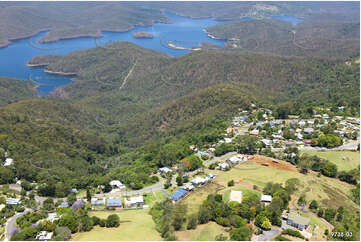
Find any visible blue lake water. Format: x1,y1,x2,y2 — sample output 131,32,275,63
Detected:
0,13,303,95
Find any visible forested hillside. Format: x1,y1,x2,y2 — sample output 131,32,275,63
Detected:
2,41,359,194
0,76,36,106
206,19,360,57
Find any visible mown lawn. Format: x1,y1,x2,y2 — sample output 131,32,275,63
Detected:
72,209,161,241
143,191,166,207
301,150,360,171
175,221,228,241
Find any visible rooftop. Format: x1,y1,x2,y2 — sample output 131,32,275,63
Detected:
288,212,311,226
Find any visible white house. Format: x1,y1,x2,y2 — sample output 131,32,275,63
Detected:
3,158,13,166
261,139,272,146
46,213,60,222
261,194,272,203
125,195,144,207
159,167,172,174
183,183,195,191
191,177,207,186
36,231,53,241
217,162,230,171
303,128,314,134
6,198,21,205
109,180,126,190
229,190,242,203
298,120,306,126
224,138,232,144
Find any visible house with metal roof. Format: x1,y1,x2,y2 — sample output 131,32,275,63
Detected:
3,158,14,166
6,198,21,205
125,196,144,207
107,198,123,208
36,231,53,241
109,180,126,190
171,188,188,201
287,212,311,230
159,167,172,174
91,198,105,206
261,194,272,203
58,202,69,208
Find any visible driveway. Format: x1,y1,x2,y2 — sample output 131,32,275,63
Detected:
257,228,281,241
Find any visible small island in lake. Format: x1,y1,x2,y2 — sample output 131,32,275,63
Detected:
132,32,154,39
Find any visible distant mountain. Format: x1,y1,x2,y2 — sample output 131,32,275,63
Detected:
1,2,359,48
206,19,360,58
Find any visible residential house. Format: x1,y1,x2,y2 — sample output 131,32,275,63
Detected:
304,139,312,146
261,139,272,146
287,212,311,230
224,138,232,144
70,188,78,193
46,213,60,222
171,188,188,201
260,195,272,203
217,162,230,171
303,128,314,134
3,158,13,166
298,120,306,127
229,190,242,203
91,198,105,206
322,114,329,119
36,231,53,241
125,196,144,207
58,202,69,208
249,129,259,136
6,198,21,205
109,180,126,190
107,198,123,208
197,151,209,157
183,183,195,191
191,177,207,186
159,167,172,175
227,156,242,166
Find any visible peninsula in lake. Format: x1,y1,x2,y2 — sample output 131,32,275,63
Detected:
132,32,154,39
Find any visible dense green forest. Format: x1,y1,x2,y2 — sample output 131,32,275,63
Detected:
0,76,36,106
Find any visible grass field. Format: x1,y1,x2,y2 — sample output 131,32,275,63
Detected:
179,182,225,215
175,222,228,241
72,210,161,241
301,150,360,171
143,191,166,207
209,158,359,213
223,188,261,201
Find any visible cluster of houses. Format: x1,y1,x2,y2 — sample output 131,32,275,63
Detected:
170,173,216,202
58,195,145,209
227,108,360,150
